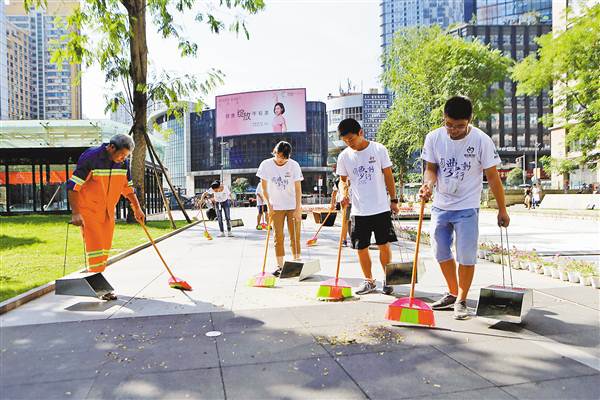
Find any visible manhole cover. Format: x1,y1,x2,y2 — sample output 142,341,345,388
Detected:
205,331,222,337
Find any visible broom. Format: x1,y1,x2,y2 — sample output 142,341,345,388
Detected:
385,198,434,326
248,217,276,287
306,207,334,246
198,205,213,240
139,221,192,291
316,201,352,301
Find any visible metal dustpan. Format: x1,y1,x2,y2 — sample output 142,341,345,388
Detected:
386,219,426,285
476,227,532,323
231,218,244,227
55,272,114,299
280,259,321,280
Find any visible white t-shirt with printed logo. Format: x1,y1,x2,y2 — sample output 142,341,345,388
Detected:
422,126,500,211
336,141,392,216
208,186,231,203
255,184,265,206
256,158,304,210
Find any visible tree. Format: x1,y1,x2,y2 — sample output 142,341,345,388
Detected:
231,177,249,194
25,0,265,215
381,26,511,154
506,167,523,187
513,4,600,167
540,155,578,193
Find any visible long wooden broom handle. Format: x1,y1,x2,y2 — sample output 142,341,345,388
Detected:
333,204,348,283
139,221,178,281
313,207,334,237
199,205,209,232
261,216,272,274
409,198,426,299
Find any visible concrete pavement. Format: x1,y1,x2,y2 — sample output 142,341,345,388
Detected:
1,208,599,399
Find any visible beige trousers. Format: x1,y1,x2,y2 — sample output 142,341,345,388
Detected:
271,210,301,258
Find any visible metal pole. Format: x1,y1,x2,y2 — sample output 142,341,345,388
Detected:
522,153,526,184
534,142,538,181
220,138,224,182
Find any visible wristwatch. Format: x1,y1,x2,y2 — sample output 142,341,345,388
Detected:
390,198,399,204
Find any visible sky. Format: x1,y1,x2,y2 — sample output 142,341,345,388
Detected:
81,0,383,118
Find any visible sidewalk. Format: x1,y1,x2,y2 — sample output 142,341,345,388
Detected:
1,208,598,399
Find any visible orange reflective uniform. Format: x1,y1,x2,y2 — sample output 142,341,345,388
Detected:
67,144,134,272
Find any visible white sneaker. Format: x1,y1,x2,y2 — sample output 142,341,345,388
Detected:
227,231,233,237
218,232,226,237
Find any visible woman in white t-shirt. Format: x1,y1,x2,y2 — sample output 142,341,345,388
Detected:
203,180,233,237
256,141,304,276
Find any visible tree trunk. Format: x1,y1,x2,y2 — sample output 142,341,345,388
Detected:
125,0,148,214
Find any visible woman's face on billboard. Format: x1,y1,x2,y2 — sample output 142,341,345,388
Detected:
274,104,283,116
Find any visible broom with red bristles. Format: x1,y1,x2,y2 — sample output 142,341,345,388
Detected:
306,207,334,246
385,198,434,326
139,221,192,291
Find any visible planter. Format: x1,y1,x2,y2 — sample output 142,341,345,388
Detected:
560,270,569,281
543,266,553,276
477,250,486,259
567,271,580,283
551,267,561,279
578,274,591,286
492,254,502,264
591,276,600,289
486,253,493,261
529,263,538,273
312,211,336,226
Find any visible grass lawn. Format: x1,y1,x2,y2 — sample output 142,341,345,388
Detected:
0,215,186,302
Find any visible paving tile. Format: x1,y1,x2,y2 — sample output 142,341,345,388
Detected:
337,347,494,399
222,357,366,399
1,378,95,400
210,308,303,333
216,327,328,366
502,374,600,400
435,337,597,386
406,387,515,400
523,304,600,336
106,368,225,400
290,302,389,328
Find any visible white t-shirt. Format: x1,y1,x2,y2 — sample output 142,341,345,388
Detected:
532,186,541,201
208,186,231,203
422,126,500,210
336,141,392,216
255,184,265,206
256,158,304,210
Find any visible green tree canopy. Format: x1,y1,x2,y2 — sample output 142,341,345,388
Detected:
513,4,600,166
381,26,512,154
506,167,523,187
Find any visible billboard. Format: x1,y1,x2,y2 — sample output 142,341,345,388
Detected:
216,88,306,137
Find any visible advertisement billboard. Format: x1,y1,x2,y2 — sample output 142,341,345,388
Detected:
216,88,306,137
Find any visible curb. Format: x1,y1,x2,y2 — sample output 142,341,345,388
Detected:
482,208,600,221
0,220,200,315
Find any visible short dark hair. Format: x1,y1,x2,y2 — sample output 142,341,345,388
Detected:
444,96,473,120
337,118,362,137
273,141,292,158
274,102,285,114
210,180,220,189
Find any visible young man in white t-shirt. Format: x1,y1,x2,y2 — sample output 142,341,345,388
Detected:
336,118,400,295
419,96,510,320
256,141,304,276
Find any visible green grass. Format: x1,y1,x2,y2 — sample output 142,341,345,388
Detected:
0,215,185,302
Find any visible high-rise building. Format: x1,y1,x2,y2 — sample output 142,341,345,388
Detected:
0,3,7,120
451,24,552,173
476,0,552,25
5,0,81,120
381,0,470,61
5,20,32,120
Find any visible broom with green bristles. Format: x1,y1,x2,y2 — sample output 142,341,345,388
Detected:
317,187,352,301
248,217,276,288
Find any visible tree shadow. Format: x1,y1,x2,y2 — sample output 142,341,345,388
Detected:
0,235,45,251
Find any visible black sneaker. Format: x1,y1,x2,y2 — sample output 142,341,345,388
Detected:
272,267,282,277
355,280,377,295
431,293,457,310
382,285,394,295
454,300,469,320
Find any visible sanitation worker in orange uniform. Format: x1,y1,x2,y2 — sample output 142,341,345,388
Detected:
67,133,144,300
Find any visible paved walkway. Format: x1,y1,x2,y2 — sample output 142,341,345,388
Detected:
1,208,599,399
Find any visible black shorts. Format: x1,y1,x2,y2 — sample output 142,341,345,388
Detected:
351,211,397,250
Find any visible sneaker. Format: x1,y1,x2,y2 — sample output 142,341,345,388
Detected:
431,293,457,310
382,285,394,295
342,240,348,247
454,300,469,320
272,267,282,277
227,231,233,237
355,280,377,295
256,224,262,230
218,232,226,237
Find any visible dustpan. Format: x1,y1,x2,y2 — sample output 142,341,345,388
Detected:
476,227,532,323
385,218,426,286
280,219,321,280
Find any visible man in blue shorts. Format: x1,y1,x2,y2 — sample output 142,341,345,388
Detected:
419,96,510,319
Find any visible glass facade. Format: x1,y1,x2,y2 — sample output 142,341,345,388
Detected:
156,114,187,189
476,0,552,25
362,94,392,140
451,24,552,167
190,102,328,192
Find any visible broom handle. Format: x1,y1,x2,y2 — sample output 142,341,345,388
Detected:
261,216,272,274
409,198,426,299
313,207,333,238
139,221,178,281
199,205,209,232
333,204,347,284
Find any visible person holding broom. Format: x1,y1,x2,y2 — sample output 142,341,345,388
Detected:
419,96,510,320
256,141,304,277
67,133,145,300
336,118,400,295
